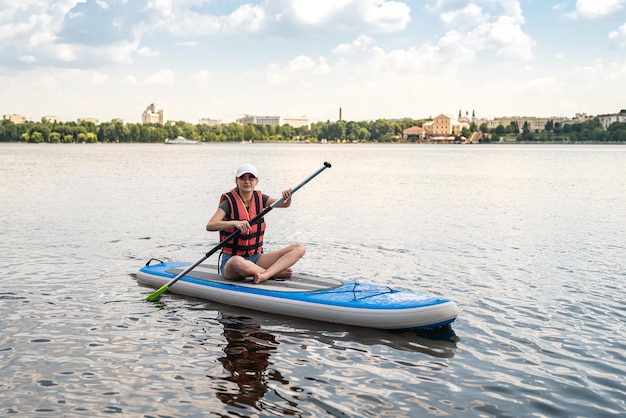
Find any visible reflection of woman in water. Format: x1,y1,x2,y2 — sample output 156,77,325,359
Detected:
216,315,286,408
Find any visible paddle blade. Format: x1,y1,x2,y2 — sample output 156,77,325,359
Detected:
145,284,169,302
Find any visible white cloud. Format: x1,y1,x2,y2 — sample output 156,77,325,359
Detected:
226,3,266,32
37,73,60,89
313,57,332,75
362,0,412,32
425,0,462,14
91,71,108,84
28,29,55,48
19,55,36,63
0,0,138,68
125,75,139,84
162,0,411,37
191,70,210,88
96,0,110,10
145,69,175,85
108,40,139,63
266,55,332,85
0,20,32,42
164,3,269,37
137,46,159,57
145,0,175,16
438,29,482,63
570,0,626,19
489,15,534,61
274,0,410,32
280,0,351,25
333,34,374,55
176,41,197,47
0,0,413,71
330,2,533,78
287,55,316,71
358,44,439,74
51,43,79,62
274,3,535,96
576,58,626,81
524,77,560,94
266,64,284,85
609,22,626,46
440,4,486,29
435,1,533,62
0,1,624,123
125,70,179,86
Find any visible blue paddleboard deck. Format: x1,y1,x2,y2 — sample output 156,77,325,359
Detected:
138,261,459,330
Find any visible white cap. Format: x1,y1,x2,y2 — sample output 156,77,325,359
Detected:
235,163,258,177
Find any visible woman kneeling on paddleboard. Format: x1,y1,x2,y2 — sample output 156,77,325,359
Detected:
206,163,305,284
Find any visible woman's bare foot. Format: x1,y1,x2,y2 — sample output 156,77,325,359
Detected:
253,268,293,284
253,272,270,284
274,268,293,278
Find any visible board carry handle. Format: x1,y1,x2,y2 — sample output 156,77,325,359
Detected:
145,162,332,302
145,258,164,267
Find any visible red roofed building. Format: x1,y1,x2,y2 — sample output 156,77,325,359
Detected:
402,125,426,142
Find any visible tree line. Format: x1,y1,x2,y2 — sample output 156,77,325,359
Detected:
0,118,427,143
1,116,625,143
480,118,626,143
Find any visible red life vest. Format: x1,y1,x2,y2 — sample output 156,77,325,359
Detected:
219,189,266,256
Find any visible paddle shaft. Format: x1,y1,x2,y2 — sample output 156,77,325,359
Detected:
145,162,331,301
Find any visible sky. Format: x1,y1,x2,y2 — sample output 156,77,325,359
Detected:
1,0,626,124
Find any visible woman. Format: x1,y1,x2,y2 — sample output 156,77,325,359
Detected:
206,163,306,284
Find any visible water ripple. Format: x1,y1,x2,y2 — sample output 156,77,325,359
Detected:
2,144,625,417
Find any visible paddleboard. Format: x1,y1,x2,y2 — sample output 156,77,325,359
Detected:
137,260,459,330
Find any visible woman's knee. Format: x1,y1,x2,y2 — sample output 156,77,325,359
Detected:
292,243,306,257
226,256,246,270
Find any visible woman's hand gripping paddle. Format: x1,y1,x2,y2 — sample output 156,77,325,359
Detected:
145,162,332,302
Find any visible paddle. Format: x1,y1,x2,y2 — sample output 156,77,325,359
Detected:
145,161,332,302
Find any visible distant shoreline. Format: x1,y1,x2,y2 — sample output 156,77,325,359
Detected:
1,140,624,145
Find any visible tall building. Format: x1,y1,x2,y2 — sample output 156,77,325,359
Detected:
142,103,166,125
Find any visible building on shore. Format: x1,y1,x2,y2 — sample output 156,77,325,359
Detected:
422,114,469,142
3,114,27,124
572,113,594,122
142,103,166,125
77,117,99,125
199,118,222,127
237,114,310,128
402,126,426,141
596,110,626,130
480,116,569,132
42,115,61,123
281,116,310,128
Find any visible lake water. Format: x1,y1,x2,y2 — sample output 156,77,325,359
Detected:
1,143,624,417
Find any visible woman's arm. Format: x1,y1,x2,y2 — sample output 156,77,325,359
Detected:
206,208,251,232
267,189,293,208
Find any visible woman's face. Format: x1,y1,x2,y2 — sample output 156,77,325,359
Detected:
236,174,257,190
